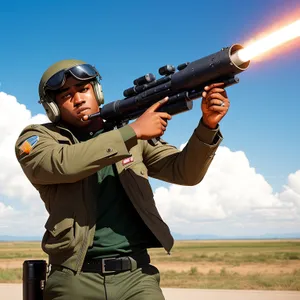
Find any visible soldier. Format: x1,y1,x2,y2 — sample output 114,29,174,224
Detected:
15,59,229,300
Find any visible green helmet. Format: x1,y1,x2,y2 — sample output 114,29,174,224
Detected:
39,59,88,101
38,59,104,123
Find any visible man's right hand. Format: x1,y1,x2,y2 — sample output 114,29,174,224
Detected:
129,97,172,140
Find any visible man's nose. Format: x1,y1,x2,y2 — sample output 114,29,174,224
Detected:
73,92,85,106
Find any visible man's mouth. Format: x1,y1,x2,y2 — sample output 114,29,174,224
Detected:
76,107,90,115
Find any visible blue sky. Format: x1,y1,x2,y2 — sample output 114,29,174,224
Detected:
0,0,299,238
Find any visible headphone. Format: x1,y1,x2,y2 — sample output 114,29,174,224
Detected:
40,80,104,123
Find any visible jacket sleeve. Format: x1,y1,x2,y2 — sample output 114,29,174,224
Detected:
15,124,137,185
142,119,223,186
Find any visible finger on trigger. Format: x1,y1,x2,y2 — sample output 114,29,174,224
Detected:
148,97,168,112
159,96,169,104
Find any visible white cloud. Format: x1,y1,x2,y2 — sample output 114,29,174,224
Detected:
0,202,13,216
0,200,47,236
0,91,299,238
0,92,49,236
154,146,300,237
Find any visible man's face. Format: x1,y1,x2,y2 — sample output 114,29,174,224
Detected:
55,76,100,127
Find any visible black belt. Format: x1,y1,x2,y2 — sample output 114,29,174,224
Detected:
81,252,150,274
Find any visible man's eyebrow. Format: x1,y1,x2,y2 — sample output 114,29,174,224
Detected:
57,82,88,95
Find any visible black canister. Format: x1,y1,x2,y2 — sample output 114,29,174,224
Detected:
23,260,47,300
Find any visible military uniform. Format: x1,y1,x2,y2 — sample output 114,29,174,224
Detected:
16,115,222,299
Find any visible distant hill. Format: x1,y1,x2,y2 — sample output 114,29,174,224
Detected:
0,235,42,242
172,232,300,240
1,233,300,242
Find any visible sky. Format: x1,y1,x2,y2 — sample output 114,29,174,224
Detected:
0,0,300,239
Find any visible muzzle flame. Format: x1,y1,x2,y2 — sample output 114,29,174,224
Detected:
232,19,300,65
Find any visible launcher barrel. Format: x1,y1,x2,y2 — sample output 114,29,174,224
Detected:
86,44,250,125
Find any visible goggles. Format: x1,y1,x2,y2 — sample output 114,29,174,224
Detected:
44,64,100,91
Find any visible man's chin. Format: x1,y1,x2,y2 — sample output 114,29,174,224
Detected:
77,118,91,127
63,116,91,128
76,115,103,129
61,111,102,129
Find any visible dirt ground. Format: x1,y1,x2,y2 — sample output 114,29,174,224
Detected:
1,259,300,275
154,261,300,274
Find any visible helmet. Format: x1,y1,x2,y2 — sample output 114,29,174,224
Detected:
38,59,104,123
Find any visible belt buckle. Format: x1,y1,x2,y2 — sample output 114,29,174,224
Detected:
101,257,116,274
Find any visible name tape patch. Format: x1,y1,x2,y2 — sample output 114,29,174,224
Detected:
122,156,134,166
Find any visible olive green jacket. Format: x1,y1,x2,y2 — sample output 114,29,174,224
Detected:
15,120,222,273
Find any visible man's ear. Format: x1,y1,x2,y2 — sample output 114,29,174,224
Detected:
91,81,104,105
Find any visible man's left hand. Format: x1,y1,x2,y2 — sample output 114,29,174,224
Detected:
201,82,230,129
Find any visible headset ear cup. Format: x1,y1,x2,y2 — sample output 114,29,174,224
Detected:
92,81,104,105
41,100,60,123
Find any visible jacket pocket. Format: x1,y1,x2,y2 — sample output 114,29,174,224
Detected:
127,160,149,180
42,218,76,255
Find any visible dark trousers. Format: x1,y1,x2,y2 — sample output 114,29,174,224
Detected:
43,264,165,300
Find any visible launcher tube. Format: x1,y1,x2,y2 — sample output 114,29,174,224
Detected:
87,44,250,125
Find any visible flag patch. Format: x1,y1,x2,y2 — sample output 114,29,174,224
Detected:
122,156,134,166
19,135,39,155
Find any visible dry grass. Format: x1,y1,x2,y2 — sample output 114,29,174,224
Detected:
0,240,300,290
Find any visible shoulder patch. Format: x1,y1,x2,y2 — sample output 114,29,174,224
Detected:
19,135,39,155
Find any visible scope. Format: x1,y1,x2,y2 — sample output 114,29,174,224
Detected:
133,73,156,86
158,65,176,76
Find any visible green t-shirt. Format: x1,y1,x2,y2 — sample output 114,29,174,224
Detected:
76,128,153,259
86,164,153,258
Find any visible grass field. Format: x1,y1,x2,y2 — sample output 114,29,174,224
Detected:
0,240,299,290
